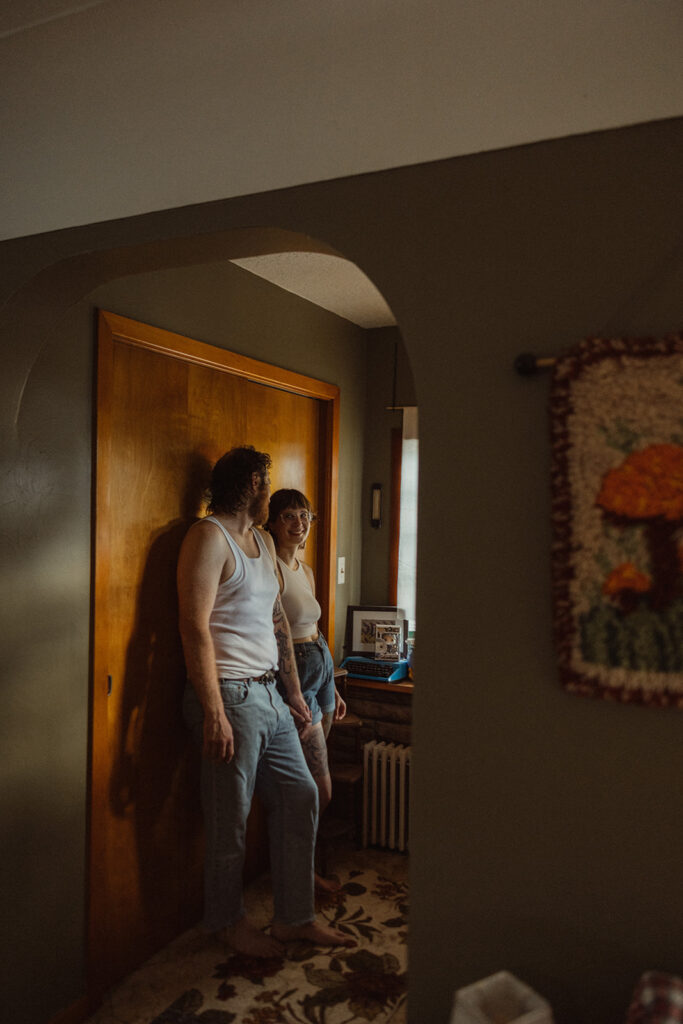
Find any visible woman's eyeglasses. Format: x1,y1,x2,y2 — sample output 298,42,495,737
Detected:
280,510,317,525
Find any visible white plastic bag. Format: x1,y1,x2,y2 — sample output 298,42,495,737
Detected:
451,970,553,1024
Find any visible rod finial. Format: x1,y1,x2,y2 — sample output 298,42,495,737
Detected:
514,352,540,376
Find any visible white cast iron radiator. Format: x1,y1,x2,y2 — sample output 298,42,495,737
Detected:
362,741,411,851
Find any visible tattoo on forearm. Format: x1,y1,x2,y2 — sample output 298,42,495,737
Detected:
301,726,330,781
273,595,296,681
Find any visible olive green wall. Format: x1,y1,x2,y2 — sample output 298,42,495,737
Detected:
1,117,683,1024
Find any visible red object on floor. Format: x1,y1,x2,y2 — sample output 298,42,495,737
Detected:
626,971,683,1024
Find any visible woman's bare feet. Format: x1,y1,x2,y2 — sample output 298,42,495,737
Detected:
314,872,341,894
271,919,355,948
218,916,284,957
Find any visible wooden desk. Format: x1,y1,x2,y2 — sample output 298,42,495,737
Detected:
337,672,413,746
344,678,413,696
334,664,413,696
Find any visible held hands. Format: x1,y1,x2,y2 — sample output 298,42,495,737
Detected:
288,690,312,727
203,710,235,763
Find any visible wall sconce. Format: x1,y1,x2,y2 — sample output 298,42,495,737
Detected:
371,482,382,529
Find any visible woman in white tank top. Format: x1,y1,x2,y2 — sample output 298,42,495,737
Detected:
267,488,346,893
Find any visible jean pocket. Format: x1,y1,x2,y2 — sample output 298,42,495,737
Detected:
219,680,249,708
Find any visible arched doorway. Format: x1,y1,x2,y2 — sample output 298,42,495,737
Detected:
0,212,419,1016
64,229,414,1002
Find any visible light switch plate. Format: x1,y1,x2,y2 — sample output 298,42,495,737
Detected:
337,556,346,584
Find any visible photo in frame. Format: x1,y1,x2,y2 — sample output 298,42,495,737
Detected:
344,605,407,657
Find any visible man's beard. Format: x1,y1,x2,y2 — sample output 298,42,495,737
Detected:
248,486,270,526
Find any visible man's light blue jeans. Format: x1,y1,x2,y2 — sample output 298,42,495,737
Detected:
183,676,318,932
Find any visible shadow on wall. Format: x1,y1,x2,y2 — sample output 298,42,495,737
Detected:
109,452,211,932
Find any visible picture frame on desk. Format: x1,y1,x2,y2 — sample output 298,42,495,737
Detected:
344,604,407,657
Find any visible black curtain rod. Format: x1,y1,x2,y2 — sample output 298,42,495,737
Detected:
513,353,557,376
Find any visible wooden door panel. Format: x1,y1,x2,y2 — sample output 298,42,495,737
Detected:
90,312,338,1000
94,341,205,990
187,362,249,463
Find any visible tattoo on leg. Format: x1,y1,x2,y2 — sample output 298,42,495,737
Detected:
301,723,330,781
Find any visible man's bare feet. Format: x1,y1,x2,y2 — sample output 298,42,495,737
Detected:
271,919,355,948
314,872,341,894
218,916,284,957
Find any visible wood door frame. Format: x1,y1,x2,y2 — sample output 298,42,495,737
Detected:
94,309,339,640
89,309,340,999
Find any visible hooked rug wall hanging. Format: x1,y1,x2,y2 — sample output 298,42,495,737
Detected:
550,331,683,707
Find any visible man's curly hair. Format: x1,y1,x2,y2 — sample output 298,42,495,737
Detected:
207,446,271,515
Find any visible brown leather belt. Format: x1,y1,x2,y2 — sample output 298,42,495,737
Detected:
218,671,276,684
255,670,277,683
293,633,319,644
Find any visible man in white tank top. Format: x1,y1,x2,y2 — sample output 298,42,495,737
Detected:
178,446,353,957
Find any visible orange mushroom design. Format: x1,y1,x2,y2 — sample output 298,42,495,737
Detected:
602,562,651,613
597,443,683,610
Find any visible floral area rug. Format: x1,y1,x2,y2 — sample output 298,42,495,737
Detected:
550,331,683,706
89,867,408,1024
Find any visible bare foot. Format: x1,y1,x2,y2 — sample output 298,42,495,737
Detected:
218,916,284,957
272,919,355,948
315,872,341,894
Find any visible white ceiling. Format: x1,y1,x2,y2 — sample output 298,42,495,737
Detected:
231,253,396,330
0,0,392,328
0,0,111,37
2,1,682,242
1,2,392,326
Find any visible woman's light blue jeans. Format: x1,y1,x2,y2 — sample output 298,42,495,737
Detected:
183,676,318,932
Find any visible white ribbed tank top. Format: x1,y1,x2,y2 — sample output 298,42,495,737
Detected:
277,556,321,638
205,517,279,677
